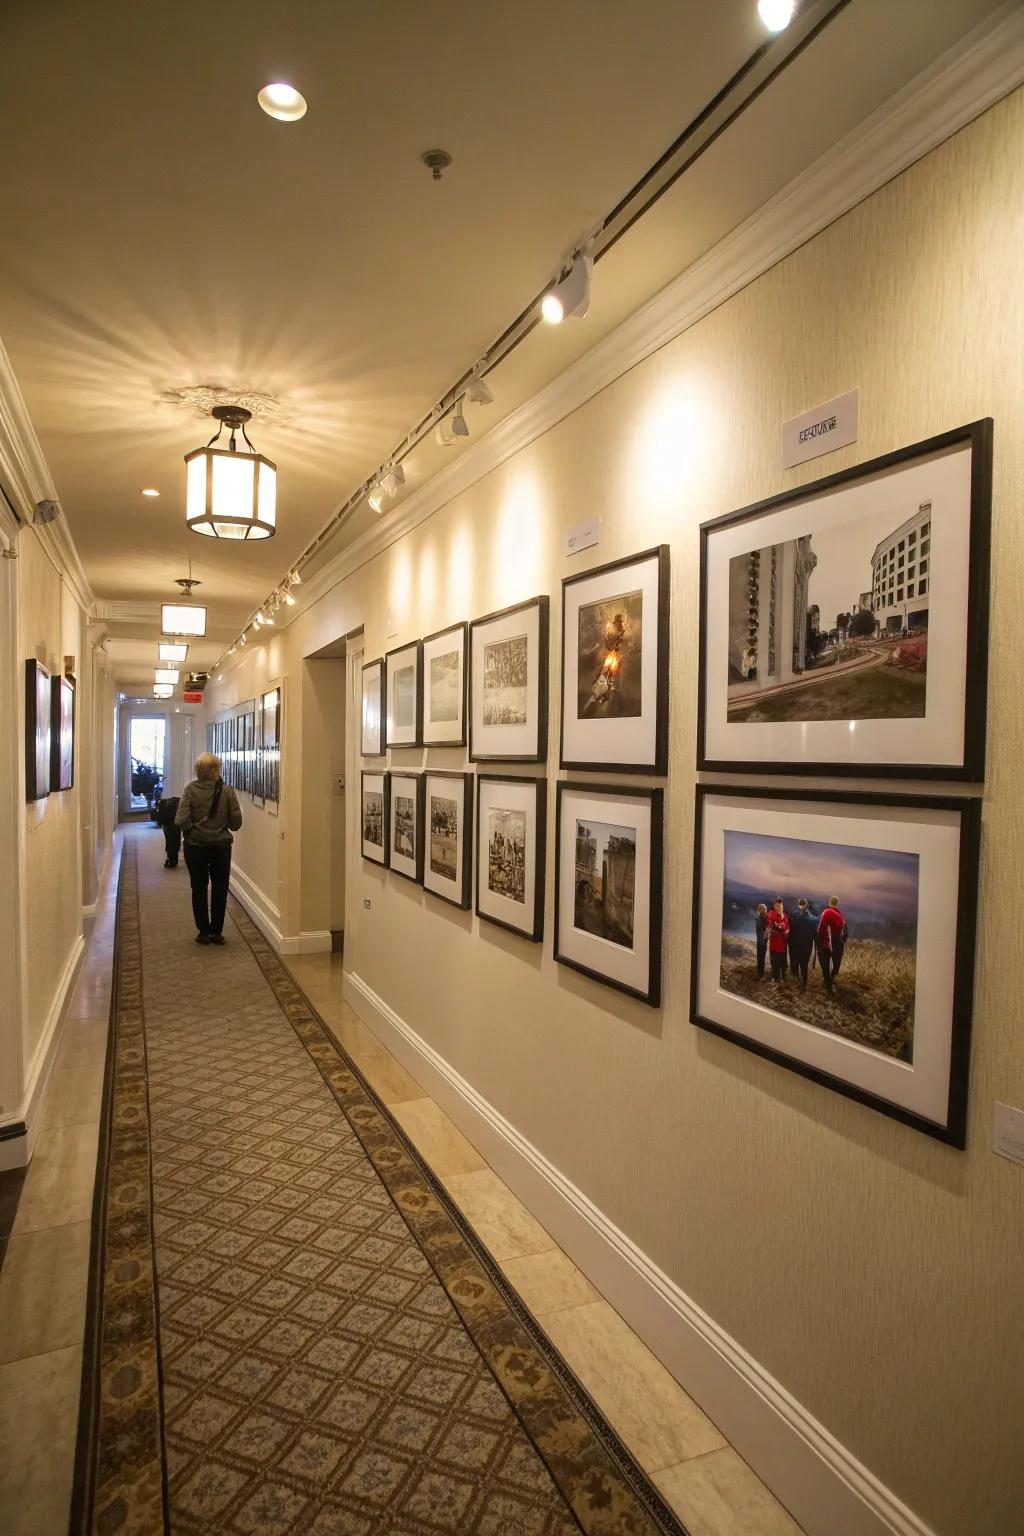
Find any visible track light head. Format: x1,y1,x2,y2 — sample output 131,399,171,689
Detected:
465,375,494,407
757,0,795,33
435,400,469,447
542,248,593,324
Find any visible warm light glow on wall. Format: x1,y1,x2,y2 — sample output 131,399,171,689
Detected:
391,544,413,621
448,524,474,616
626,373,717,520
493,474,543,597
416,541,437,615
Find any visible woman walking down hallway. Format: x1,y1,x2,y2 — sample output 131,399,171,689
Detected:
175,752,242,944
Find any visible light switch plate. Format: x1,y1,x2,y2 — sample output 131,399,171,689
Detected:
993,1101,1024,1167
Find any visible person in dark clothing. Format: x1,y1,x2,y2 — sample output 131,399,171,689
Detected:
788,898,817,988
816,896,847,993
754,903,768,977
155,794,181,867
174,753,243,944
766,897,790,982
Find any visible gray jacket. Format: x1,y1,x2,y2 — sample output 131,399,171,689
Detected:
174,778,243,845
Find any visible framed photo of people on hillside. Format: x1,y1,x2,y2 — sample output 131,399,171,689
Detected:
690,784,980,1146
469,596,549,762
698,419,992,779
476,775,546,942
422,771,472,908
361,770,389,867
388,771,423,884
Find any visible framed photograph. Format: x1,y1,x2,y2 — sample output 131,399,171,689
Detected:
554,782,664,1007
252,700,265,808
261,687,281,808
422,622,468,748
476,775,546,942
698,419,992,779
561,546,670,773
50,674,75,792
361,657,385,756
361,770,389,866
25,659,51,801
690,784,980,1146
388,771,423,883
423,771,472,908
385,640,423,749
469,596,549,762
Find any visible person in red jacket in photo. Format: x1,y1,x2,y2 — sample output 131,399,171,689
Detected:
766,897,790,982
816,896,848,993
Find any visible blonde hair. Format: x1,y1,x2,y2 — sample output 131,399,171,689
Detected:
195,752,222,782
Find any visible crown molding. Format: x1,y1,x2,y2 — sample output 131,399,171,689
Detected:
296,0,1024,618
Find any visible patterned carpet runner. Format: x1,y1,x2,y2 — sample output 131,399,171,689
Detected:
72,832,688,1534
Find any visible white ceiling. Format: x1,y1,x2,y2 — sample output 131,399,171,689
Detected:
0,0,1004,687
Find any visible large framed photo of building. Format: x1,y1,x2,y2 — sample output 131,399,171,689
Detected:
476,775,546,942
469,596,549,762
422,622,467,748
561,546,669,773
388,771,423,883
361,771,389,866
554,782,663,1007
423,771,472,908
361,657,385,756
691,784,980,1146
385,640,423,749
698,420,992,779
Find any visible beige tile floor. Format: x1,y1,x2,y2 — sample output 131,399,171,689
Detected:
0,841,803,1536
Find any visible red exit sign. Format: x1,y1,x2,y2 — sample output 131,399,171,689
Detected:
183,691,204,704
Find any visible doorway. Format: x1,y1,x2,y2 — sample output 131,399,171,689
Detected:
123,712,167,814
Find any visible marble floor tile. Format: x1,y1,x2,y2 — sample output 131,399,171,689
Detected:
0,1221,90,1362
42,1059,106,1129
0,1344,82,1535
68,985,111,1022
343,1041,424,1107
444,1169,553,1262
500,1247,600,1317
391,1099,487,1177
11,1123,99,1235
654,1448,804,1535
541,1301,726,1472
57,1016,110,1067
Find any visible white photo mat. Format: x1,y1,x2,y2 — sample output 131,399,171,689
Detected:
470,601,544,760
476,776,542,937
422,625,466,747
556,785,654,998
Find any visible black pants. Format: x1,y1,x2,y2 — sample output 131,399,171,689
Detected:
184,843,232,936
816,940,835,991
791,950,810,985
769,949,787,981
756,941,767,976
162,825,181,865
832,937,846,977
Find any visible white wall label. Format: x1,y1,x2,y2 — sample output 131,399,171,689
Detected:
565,516,600,558
993,1101,1024,1167
782,388,858,469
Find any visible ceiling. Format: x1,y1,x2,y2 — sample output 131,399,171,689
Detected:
0,0,1004,688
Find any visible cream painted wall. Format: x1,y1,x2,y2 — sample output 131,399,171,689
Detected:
206,92,1024,1533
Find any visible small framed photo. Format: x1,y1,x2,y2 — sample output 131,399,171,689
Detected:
422,622,468,748
388,771,423,883
361,657,385,756
386,640,423,749
554,782,664,1007
698,420,992,779
476,775,546,943
561,546,670,773
469,596,549,762
50,674,75,792
423,771,472,908
25,659,51,801
690,784,981,1146
361,770,389,866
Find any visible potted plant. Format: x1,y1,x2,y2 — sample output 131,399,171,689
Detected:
131,759,163,818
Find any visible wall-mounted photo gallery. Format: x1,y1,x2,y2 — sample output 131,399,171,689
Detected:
209,686,281,807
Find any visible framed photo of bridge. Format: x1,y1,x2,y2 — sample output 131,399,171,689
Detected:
697,420,992,780
476,774,546,942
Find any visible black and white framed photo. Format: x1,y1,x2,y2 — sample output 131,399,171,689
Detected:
561,546,670,773
422,770,472,908
554,782,664,1007
361,770,389,867
388,771,423,883
385,640,423,749
25,659,51,801
361,657,385,756
476,775,546,942
50,674,75,792
422,622,467,748
690,784,980,1146
261,687,281,809
698,419,992,779
469,596,549,762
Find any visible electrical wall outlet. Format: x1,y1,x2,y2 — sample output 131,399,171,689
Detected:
333,774,345,795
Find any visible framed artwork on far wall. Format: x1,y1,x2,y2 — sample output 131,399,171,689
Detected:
422,622,468,748
475,775,546,943
554,781,664,1008
422,770,473,909
24,659,51,801
361,770,389,866
385,640,423,750
50,674,75,792
388,771,424,884
361,657,385,756
690,784,981,1147
469,595,549,762
698,419,992,779
261,687,281,809
561,546,670,773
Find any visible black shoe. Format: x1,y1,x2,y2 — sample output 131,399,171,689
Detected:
196,933,210,945
210,934,226,946
164,859,172,868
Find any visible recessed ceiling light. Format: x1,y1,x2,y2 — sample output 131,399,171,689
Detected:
258,82,307,122
140,487,160,497
757,0,795,33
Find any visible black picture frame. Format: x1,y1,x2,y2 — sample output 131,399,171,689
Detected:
560,545,670,774
387,771,425,884
422,770,473,909
50,674,75,792
25,659,51,801
360,770,390,867
469,595,550,763
475,774,546,943
689,782,981,1147
422,620,468,748
553,780,664,1008
385,640,424,750
697,419,993,780
361,656,386,756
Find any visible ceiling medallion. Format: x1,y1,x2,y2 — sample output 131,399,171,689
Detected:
159,384,291,422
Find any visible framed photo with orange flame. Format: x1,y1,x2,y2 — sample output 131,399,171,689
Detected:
560,546,670,773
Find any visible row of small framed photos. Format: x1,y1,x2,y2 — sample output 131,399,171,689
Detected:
361,769,665,1009
361,544,670,772
208,687,281,807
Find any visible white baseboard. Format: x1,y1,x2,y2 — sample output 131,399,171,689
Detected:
342,969,936,1536
229,864,331,955
297,930,332,954
0,934,85,1171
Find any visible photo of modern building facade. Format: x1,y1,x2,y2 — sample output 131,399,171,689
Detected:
870,500,932,634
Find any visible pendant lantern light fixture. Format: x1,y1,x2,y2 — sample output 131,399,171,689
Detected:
185,405,277,541
162,573,207,637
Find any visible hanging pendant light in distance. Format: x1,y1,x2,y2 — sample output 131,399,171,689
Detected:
161,603,207,637
154,668,180,685
159,642,189,663
185,406,277,541
153,683,174,699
